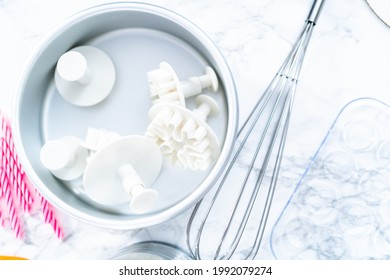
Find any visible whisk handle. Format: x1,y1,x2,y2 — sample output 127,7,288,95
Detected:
306,0,326,24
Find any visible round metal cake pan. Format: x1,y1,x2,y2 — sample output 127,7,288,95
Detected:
110,241,193,260
13,2,238,229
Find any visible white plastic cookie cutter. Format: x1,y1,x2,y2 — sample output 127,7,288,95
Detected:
147,94,220,171
147,61,219,106
54,45,116,107
82,127,121,155
40,136,89,181
83,135,162,214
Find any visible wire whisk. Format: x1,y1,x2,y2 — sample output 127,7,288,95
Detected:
186,0,326,260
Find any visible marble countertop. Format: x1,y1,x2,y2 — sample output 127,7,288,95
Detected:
0,0,389,260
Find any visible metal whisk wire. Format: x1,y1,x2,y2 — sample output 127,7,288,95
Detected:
186,0,325,260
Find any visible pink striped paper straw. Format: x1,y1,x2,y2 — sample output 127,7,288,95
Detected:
2,140,30,212
0,182,4,227
0,139,9,229
0,114,24,237
0,209,4,227
23,171,65,239
0,167,23,238
1,119,34,212
38,192,64,239
0,111,64,239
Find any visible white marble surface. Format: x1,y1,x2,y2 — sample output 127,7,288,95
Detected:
0,0,389,260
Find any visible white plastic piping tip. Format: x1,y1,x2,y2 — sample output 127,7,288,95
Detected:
40,136,88,181
83,136,162,213
147,95,220,171
148,62,219,106
54,45,116,107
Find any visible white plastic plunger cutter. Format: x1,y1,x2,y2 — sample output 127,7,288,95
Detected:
147,61,219,106
83,136,162,214
117,164,159,214
146,94,220,171
82,127,121,153
40,136,89,181
57,51,92,84
54,45,116,107
192,94,220,121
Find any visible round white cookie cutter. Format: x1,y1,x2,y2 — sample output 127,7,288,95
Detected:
83,135,162,214
54,45,116,107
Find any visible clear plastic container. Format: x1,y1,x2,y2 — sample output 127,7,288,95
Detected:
270,97,390,259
